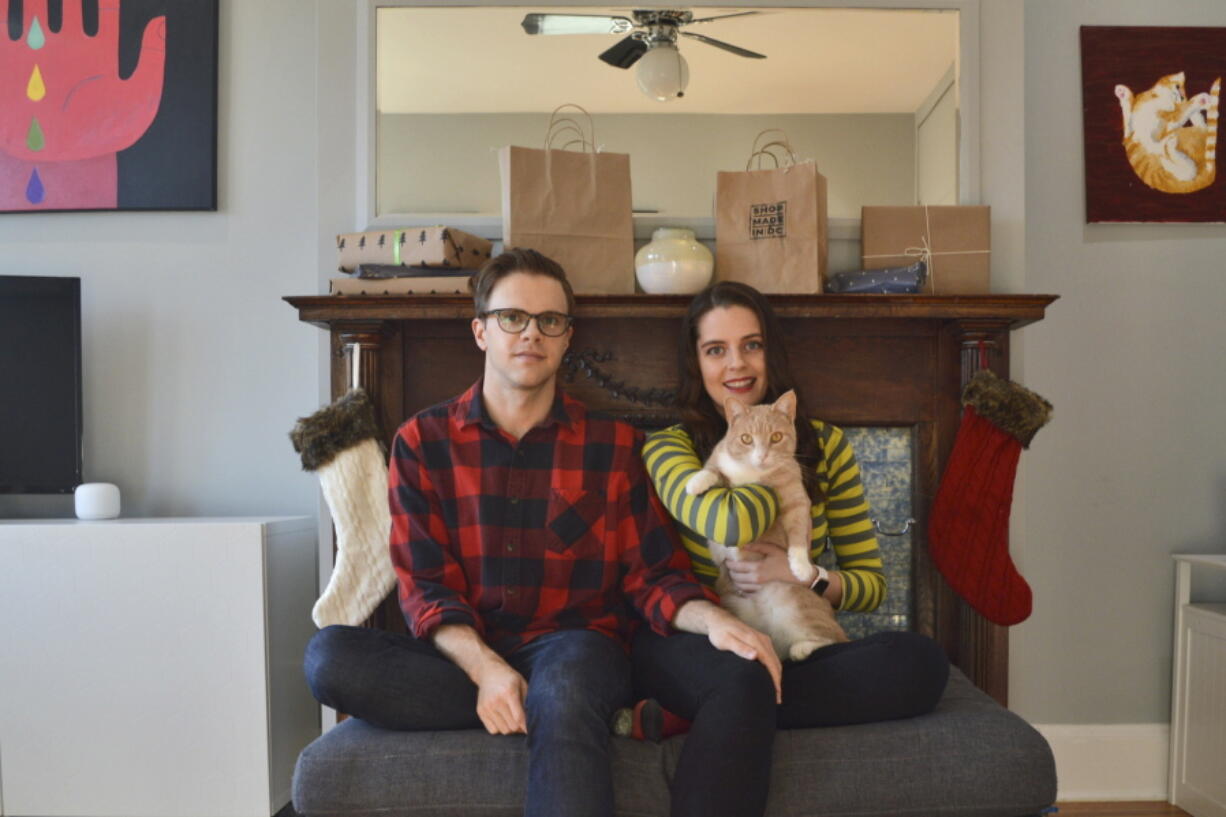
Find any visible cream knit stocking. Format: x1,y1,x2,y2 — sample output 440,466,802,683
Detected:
290,390,394,628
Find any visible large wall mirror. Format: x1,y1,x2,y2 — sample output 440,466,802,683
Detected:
365,2,975,251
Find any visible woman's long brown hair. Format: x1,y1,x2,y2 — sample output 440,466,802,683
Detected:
675,281,824,502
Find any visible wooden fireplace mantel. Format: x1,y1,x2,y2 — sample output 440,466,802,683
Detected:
287,292,1057,706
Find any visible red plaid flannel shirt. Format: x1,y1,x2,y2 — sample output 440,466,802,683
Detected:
389,380,715,656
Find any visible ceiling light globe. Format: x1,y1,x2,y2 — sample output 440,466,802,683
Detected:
636,44,689,102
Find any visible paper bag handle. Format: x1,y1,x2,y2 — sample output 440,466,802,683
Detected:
546,104,597,152
750,128,796,157
746,141,802,171
745,148,782,170
546,120,596,152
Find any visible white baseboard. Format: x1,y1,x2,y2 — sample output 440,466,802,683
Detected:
1034,723,1169,801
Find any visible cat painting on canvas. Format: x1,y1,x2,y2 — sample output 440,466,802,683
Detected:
1115,71,1221,194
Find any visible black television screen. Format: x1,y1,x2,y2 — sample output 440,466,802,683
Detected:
0,276,83,494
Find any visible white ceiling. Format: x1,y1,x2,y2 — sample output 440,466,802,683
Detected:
377,6,960,114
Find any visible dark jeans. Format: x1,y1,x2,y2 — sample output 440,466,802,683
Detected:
631,628,950,817
306,626,949,817
305,625,631,817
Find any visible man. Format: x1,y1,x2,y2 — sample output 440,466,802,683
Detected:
305,248,781,817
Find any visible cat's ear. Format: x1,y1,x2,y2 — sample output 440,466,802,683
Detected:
773,389,797,420
725,396,748,419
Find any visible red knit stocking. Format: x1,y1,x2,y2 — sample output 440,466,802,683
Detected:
928,371,1051,626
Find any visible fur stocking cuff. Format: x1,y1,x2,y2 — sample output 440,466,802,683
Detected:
290,389,383,471
961,370,1053,448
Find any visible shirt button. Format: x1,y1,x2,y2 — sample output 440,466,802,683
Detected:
507,587,518,596
509,497,519,505
507,543,516,552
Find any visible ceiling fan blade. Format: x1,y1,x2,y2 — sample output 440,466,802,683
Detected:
521,13,635,36
598,36,648,69
686,11,761,25
679,31,766,59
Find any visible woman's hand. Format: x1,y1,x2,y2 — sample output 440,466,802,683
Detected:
727,542,813,594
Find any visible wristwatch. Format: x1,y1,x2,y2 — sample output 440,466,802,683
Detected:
809,564,830,596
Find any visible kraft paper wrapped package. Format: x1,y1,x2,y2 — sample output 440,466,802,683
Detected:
336,226,492,273
330,276,470,296
715,132,828,293
860,206,991,295
498,105,635,294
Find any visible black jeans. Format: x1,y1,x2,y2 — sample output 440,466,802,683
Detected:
631,628,950,817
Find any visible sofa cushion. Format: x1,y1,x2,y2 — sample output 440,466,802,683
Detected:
292,667,1055,817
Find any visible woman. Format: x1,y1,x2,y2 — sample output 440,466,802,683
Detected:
627,280,949,755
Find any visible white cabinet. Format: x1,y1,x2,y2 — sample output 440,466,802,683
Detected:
0,518,320,817
1170,554,1226,817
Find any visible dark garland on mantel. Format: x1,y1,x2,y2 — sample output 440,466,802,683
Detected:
562,348,676,408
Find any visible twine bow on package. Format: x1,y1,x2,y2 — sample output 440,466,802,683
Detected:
715,130,828,293
498,104,635,294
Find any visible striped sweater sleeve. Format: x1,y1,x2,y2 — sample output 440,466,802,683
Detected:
642,426,780,551
817,422,887,612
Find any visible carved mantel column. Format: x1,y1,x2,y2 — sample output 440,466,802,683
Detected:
335,322,386,395
331,320,404,442
949,318,1014,706
956,318,1011,384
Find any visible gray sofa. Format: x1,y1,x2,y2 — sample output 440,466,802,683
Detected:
292,664,1056,817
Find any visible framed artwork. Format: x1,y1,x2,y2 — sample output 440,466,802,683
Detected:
1,0,218,213
1081,26,1226,223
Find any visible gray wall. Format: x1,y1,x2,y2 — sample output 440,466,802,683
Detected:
0,0,322,521
378,113,917,219
1012,0,1226,725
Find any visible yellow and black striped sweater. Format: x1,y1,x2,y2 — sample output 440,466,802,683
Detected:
643,421,886,612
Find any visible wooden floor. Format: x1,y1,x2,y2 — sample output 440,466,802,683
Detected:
1054,803,1191,816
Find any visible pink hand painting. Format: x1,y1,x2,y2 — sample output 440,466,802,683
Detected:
0,0,166,209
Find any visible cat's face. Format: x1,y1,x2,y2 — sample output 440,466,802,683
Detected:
696,305,768,412
1159,72,1187,103
724,391,797,468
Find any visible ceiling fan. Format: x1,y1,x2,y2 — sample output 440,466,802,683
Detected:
521,9,766,101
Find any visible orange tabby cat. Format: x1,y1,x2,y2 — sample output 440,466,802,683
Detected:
686,391,849,661
1115,71,1220,194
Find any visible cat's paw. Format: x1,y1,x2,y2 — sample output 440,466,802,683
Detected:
686,470,720,496
788,638,833,662
789,551,815,583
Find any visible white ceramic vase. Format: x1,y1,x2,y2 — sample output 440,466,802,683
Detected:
634,228,714,294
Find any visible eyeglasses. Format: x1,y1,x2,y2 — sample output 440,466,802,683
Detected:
480,308,574,337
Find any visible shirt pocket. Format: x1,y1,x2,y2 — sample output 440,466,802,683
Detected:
545,488,606,555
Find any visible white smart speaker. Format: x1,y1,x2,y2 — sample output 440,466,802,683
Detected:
75,482,121,520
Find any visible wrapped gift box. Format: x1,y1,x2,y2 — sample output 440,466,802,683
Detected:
860,206,990,295
336,226,492,273
329,276,470,296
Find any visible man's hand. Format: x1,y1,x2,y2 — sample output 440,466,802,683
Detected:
673,600,782,703
432,623,528,735
473,658,529,735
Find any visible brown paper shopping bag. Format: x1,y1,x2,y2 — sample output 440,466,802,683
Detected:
715,131,827,293
498,105,635,294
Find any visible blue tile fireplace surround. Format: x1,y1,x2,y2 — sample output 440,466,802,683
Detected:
286,292,1059,817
